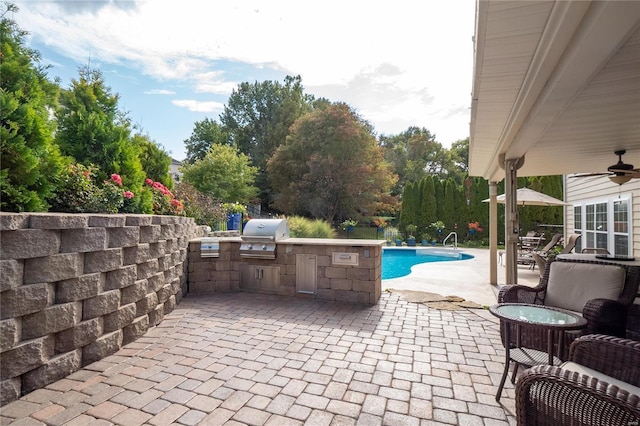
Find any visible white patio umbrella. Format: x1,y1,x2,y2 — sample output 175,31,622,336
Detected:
483,187,568,285
483,187,569,206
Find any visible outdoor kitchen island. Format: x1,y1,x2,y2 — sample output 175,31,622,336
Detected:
188,221,383,305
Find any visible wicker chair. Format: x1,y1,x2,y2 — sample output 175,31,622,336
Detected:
516,334,640,425
498,258,640,360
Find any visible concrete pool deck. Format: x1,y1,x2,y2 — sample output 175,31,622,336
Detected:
382,247,541,307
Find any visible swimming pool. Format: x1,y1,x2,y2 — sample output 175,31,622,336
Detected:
382,248,474,279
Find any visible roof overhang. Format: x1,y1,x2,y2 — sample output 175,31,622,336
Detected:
469,0,640,182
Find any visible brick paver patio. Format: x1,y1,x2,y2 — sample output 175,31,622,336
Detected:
0,292,517,425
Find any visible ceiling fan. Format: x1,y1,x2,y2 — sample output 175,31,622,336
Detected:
571,150,640,185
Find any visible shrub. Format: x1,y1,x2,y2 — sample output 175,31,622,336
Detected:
143,179,184,215
49,164,130,213
174,182,225,226
287,216,336,238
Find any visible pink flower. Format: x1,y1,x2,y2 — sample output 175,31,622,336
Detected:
145,178,153,186
123,191,134,199
110,174,123,186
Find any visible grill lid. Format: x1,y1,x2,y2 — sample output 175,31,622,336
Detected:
242,219,289,241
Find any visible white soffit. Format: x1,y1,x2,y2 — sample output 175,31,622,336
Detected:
469,0,640,182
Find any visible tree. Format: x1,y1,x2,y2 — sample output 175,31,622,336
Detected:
55,66,144,188
0,3,65,211
267,103,397,222
183,118,229,164
398,181,418,235
418,176,437,237
441,178,458,230
380,126,448,194
447,138,469,185
220,75,314,207
133,133,173,188
181,144,258,203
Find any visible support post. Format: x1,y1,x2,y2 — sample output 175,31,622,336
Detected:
489,181,498,285
504,156,523,285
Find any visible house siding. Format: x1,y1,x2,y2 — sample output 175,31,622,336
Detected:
565,176,640,257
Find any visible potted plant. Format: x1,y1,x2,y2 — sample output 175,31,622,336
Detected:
430,220,445,242
341,218,358,232
223,202,247,231
421,233,432,246
406,224,417,247
373,218,387,232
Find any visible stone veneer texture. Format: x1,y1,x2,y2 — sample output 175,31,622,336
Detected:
0,213,201,406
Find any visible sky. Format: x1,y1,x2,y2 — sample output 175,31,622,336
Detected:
11,0,476,161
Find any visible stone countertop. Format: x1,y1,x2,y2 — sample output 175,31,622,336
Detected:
278,238,385,247
190,237,384,247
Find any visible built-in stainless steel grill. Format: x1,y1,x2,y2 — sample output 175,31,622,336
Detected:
240,219,290,259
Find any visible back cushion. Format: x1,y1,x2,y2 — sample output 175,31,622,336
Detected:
545,262,626,312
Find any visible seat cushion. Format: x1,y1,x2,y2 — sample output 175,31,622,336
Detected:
545,262,626,312
560,361,640,396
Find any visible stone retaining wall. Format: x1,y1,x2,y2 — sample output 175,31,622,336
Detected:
0,213,201,406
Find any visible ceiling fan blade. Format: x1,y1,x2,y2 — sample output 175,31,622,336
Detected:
608,167,640,176
569,172,612,178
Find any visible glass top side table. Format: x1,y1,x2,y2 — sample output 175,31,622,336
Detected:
489,303,587,401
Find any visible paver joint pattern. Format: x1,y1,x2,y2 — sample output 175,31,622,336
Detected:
0,292,517,425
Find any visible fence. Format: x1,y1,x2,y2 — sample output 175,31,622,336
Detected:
337,226,395,240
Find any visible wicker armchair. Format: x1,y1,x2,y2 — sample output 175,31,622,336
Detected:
499,258,640,358
516,334,640,425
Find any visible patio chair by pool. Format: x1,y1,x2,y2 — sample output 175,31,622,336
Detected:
536,233,563,255
516,334,640,425
523,233,564,273
560,233,581,254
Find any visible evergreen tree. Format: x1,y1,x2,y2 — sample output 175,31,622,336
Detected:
0,4,65,211
441,179,457,230
418,176,437,238
434,178,444,222
55,66,144,188
399,181,418,235
134,134,173,188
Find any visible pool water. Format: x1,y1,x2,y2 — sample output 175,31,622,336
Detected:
382,248,474,279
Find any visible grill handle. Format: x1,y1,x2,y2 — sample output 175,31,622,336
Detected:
241,236,276,242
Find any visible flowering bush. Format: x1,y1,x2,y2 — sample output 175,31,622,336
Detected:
468,221,483,232
48,164,188,215
49,164,131,213
144,178,184,215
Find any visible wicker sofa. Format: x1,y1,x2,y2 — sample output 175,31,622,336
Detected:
516,334,640,425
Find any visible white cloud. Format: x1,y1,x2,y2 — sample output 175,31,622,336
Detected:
172,100,225,113
144,89,176,95
14,0,475,145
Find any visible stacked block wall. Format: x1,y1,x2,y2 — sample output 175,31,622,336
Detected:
188,239,382,305
0,213,201,406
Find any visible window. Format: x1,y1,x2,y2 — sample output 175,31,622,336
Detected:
573,196,631,256
573,206,582,253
